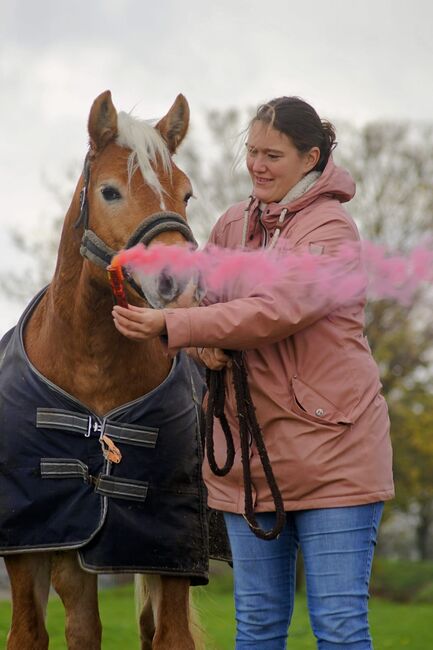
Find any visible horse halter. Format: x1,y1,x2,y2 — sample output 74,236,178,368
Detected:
75,152,198,297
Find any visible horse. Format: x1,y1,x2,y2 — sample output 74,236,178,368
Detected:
0,90,207,650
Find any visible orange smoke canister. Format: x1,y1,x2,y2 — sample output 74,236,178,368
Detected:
107,259,129,308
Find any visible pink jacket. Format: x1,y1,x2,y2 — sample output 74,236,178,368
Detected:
164,158,394,513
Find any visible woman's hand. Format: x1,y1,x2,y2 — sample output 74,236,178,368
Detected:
112,304,166,341
197,347,232,371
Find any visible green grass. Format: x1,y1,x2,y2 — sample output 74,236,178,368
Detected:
1,567,432,648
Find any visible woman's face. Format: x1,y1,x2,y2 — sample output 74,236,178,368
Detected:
246,120,319,203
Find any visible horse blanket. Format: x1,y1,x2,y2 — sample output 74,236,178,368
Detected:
0,290,211,585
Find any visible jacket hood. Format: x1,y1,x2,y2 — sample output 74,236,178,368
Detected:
250,157,356,218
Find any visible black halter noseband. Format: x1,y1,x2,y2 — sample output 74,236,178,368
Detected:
74,152,197,296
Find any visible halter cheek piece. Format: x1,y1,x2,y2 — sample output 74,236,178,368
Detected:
74,152,198,300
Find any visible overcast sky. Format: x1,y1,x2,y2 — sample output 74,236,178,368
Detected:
1,0,433,333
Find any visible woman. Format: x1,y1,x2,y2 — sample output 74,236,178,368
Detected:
113,96,394,650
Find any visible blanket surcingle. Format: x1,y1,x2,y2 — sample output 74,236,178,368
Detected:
0,290,214,585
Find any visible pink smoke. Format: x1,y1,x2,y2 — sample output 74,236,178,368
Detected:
114,241,433,305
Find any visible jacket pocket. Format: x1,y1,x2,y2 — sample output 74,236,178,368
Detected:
290,376,353,426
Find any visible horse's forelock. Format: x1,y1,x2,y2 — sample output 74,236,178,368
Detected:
116,111,173,206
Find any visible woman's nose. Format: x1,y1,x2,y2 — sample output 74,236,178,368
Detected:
252,155,266,172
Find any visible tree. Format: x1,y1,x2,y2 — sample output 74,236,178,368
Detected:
389,384,433,559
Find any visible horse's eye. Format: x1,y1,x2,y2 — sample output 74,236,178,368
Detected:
101,186,122,202
184,192,193,205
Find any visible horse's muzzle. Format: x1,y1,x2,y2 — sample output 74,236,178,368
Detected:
136,268,205,309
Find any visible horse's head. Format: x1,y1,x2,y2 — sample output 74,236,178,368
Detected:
75,90,202,309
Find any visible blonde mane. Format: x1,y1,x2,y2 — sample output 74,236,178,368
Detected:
116,111,172,206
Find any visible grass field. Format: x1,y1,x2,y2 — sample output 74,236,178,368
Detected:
0,566,432,649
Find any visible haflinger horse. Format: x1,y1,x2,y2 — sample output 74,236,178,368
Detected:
0,91,209,649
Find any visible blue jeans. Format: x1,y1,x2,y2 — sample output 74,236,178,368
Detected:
224,503,383,649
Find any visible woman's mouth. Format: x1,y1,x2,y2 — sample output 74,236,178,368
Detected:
255,177,273,185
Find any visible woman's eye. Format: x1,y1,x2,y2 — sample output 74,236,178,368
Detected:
101,186,122,202
268,154,280,160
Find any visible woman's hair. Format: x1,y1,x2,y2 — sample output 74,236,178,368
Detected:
251,97,337,171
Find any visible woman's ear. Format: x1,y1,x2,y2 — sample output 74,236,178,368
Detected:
304,146,321,172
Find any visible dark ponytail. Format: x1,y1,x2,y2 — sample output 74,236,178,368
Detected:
252,97,337,171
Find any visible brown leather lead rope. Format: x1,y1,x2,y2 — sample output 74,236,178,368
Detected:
205,351,285,540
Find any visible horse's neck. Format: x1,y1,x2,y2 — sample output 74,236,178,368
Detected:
24,259,171,416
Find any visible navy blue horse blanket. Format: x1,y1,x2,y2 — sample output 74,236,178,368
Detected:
0,290,211,585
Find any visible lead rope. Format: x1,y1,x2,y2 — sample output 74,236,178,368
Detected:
205,351,285,540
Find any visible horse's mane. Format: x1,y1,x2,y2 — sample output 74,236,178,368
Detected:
116,111,172,206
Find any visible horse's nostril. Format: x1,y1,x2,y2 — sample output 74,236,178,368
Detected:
195,273,206,303
158,271,177,299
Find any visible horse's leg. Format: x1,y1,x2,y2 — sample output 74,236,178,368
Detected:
143,575,199,650
51,551,102,650
136,575,156,650
4,552,52,650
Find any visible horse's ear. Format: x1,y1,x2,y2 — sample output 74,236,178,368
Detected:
88,90,118,152
156,94,190,154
